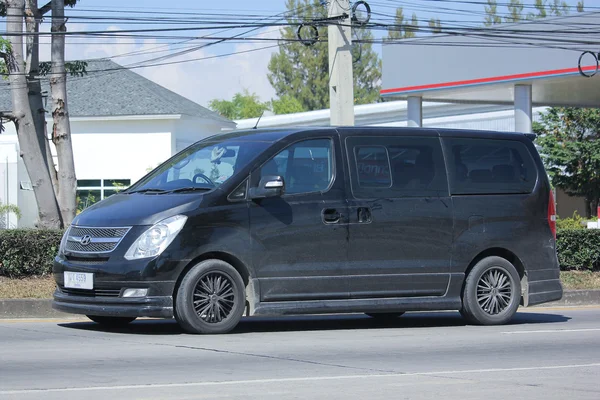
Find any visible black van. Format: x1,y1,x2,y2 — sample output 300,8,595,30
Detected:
53,127,562,334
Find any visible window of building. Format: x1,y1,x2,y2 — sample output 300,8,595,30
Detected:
77,179,131,212
443,138,537,195
347,136,448,198
258,139,333,195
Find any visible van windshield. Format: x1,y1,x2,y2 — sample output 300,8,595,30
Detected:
127,139,271,193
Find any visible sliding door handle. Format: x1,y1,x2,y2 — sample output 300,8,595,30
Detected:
322,208,341,224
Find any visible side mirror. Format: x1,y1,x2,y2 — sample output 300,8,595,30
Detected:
249,175,285,199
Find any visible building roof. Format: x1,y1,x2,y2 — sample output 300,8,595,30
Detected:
0,59,233,124
381,11,600,107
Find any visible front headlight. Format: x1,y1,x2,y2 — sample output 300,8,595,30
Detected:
124,215,187,260
58,227,71,256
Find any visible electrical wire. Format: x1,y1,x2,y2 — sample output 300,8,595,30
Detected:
1,1,598,90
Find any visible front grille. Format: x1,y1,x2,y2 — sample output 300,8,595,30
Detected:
65,255,109,265
59,286,121,297
69,227,129,238
67,242,118,253
65,226,131,254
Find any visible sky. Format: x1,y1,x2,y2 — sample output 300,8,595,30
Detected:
28,0,600,108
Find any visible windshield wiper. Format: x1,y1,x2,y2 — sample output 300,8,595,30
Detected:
167,187,212,193
127,188,169,194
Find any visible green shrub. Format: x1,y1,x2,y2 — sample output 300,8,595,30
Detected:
556,229,600,271
556,211,588,230
1,227,600,277
0,229,63,278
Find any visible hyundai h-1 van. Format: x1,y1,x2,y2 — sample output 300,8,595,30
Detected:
53,127,563,334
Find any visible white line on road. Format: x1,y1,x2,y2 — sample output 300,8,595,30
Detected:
502,328,600,334
2,363,600,395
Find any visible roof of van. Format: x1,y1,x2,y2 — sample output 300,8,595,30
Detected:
209,126,535,143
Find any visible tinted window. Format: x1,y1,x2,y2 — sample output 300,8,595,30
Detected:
347,136,448,198
259,139,333,195
444,138,537,195
130,139,270,192
355,146,392,188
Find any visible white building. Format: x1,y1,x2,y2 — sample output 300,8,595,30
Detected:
0,59,235,228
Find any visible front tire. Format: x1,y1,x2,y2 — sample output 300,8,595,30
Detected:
87,315,136,327
461,256,521,325
175,259,245,334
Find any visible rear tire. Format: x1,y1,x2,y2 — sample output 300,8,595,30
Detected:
365,312,405,320
87,315,136,327
175,259,245,334
461,256,521,325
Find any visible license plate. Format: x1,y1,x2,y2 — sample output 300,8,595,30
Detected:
64,271,94,290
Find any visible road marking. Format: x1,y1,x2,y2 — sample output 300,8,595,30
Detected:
502,328,600,334
2,363,600,395
522,305,600,311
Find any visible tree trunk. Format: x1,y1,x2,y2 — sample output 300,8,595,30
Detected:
585,198,592,218
50,0,77,226
25,0,59,197
6,0,62,229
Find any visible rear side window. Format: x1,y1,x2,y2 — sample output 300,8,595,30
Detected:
347,136,448,198
443,138,537,195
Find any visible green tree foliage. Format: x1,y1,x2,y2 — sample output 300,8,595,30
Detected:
505,0,525,22
487,0,582,23
271,95,305,115
549,0,570,15
485,0,502,25
386,7,419,39
0,202,22,222
209,92,306,119
267,0,381,111
528,0,548,19
428,18,442,33
209,90,270,120
535,108,600,217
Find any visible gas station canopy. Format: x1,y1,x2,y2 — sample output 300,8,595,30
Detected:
381,12,600,108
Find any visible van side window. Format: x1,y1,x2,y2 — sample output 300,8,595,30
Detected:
443,138,537,195
347,136,448,198
258,139,333,195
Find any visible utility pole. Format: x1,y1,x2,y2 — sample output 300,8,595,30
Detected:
328,0,354,126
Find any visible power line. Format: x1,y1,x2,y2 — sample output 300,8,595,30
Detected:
1,2,598,92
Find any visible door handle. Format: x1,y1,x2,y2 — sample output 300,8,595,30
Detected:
322,208,341,224
357,207,372,223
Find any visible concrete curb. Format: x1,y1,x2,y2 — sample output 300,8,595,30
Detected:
532,289,600,307
0,299,67,319
1,290,600,319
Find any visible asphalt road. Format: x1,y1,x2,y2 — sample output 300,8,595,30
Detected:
1,307,600,400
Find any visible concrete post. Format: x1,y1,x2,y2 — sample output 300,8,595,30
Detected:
328,0,354,126
407,96,423,127
514,84,532,133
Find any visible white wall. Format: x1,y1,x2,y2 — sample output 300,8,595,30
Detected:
174,116,230,153
68,117,177,184
0,142,19,228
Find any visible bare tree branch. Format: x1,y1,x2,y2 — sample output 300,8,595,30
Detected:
0,112,17,121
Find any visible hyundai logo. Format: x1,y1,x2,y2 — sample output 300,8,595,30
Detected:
80,235,92,246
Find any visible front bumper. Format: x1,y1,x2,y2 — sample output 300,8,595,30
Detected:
52,285,174,318
53,253,182,318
